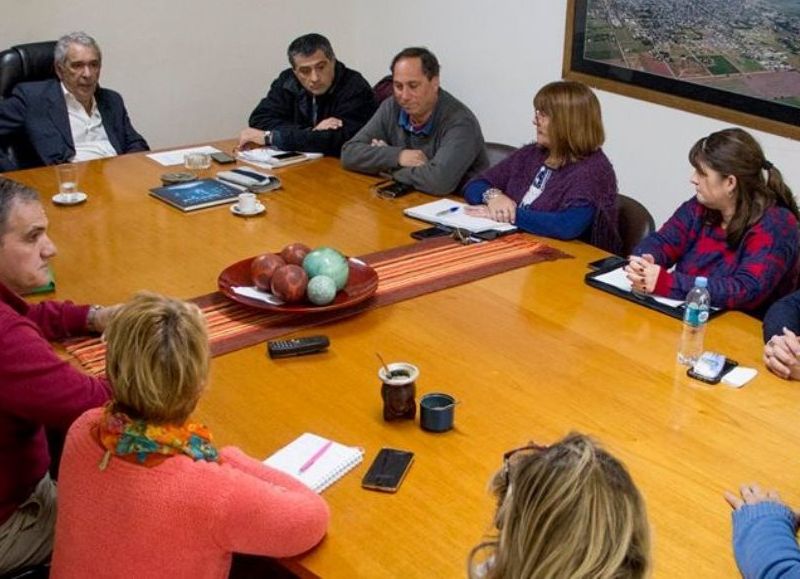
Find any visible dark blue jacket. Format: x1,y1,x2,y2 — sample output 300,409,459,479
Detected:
248,60,376,157
0,78,149,170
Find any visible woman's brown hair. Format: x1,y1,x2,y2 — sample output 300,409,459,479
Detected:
533,81,605,167
689,127,799,248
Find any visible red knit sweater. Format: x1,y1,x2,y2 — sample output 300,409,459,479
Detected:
0,282,110,524
51,408,330,578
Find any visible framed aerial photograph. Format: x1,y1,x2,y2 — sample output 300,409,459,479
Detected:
563,0,800,140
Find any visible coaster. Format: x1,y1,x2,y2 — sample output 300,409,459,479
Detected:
160,172,196,185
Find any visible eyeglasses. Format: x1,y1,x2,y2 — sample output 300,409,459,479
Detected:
501,442,548,488
451,227,481,245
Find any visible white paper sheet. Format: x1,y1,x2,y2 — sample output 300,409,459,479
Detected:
404,199,516,234
146,145,221,167
231,285,285,305
592,267,685,308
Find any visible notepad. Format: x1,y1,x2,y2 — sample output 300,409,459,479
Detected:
264,433,364,493
237,148,322,169
404,199,517,234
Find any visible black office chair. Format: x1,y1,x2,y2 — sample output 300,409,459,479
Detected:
0,41,57,99
0,41,57,170
485,141,516,167
0,563,50,579
616,194,656,256
372,74,393,104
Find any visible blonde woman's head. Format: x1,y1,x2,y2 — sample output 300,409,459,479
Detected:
469,433,650,579
104,292,209,424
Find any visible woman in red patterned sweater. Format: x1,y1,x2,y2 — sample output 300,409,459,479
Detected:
625,128,799,314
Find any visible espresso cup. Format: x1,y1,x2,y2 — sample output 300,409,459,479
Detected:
237,192,257,213
419,392,456,432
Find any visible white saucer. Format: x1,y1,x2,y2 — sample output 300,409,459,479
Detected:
52,192,88,206
230,201,265,216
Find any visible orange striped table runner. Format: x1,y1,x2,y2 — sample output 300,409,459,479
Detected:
65,234,570,375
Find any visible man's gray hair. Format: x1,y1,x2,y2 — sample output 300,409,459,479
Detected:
0,178,39,239
54,32,102,66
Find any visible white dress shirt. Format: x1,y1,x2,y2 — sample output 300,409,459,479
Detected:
61,83,117,162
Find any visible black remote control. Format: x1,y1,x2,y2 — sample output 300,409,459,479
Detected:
267,335,330,358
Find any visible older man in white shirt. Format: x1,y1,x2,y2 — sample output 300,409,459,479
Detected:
0,32,149,170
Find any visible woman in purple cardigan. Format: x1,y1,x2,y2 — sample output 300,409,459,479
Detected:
463,81,621,254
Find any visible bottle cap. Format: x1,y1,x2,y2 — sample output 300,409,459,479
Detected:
695,276,708,288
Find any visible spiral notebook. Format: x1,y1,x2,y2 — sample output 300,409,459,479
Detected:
264,433,364,493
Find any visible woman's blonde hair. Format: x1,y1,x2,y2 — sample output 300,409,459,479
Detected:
468,433,650,579
105,292,209,424
533,81,604,168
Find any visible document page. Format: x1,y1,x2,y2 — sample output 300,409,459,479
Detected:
404,199,516,234
147,145,221,167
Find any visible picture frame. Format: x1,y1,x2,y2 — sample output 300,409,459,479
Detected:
563,0,800,140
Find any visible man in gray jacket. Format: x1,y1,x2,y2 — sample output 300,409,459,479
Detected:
341,47,488,196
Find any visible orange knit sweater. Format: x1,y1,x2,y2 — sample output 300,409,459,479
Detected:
51,408,329,578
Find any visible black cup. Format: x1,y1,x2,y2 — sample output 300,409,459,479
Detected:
419,392,456,432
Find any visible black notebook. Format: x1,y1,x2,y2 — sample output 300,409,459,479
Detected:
585,263,724,321
149,179,242,212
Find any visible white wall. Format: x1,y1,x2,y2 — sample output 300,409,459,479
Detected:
2,0,798,225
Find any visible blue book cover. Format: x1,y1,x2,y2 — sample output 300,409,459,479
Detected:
149,179,242,212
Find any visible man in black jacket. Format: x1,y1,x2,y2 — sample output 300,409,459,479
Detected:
238,34,376,157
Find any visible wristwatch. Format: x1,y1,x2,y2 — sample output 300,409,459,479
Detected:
86,305,102,333
482,188,502,204
263,131,272,146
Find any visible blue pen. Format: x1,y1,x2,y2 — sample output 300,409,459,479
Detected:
435,206,460,217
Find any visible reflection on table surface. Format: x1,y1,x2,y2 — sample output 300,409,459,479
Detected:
9,143,799,578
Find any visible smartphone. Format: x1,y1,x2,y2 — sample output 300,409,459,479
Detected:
588,255,627,271
230,168,270,183
687,354,738,384
376,181,414,198
361,448,414,493
411,226,452,240
210,151,236,164
272,151,304,160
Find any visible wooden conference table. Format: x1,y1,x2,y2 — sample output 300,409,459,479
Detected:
9,144,800,578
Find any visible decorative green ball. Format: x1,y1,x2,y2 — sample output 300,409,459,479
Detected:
306,275,337,305
302,247,349,290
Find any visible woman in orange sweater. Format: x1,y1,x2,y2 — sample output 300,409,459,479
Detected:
51,292,329,578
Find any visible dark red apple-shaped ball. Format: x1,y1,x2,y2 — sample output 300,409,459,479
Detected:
280,242,312,266
271,264,309,303
251,253,286,290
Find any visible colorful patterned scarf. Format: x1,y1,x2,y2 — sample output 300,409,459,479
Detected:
96,406,220,469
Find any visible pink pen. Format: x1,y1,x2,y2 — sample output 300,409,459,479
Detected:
299,440,333,473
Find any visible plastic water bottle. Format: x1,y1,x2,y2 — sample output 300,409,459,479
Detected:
677,277,710,366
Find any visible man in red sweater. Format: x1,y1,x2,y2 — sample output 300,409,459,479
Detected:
0,177,115,574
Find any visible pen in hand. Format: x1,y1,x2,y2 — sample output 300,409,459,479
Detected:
435,206,460,217
299,440,333,473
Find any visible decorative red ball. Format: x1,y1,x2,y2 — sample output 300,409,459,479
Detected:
251,253,286,291
270,264,309,303
280,242,312,266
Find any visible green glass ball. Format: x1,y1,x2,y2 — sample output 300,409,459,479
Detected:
306,275,337,305
302,247,349,290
